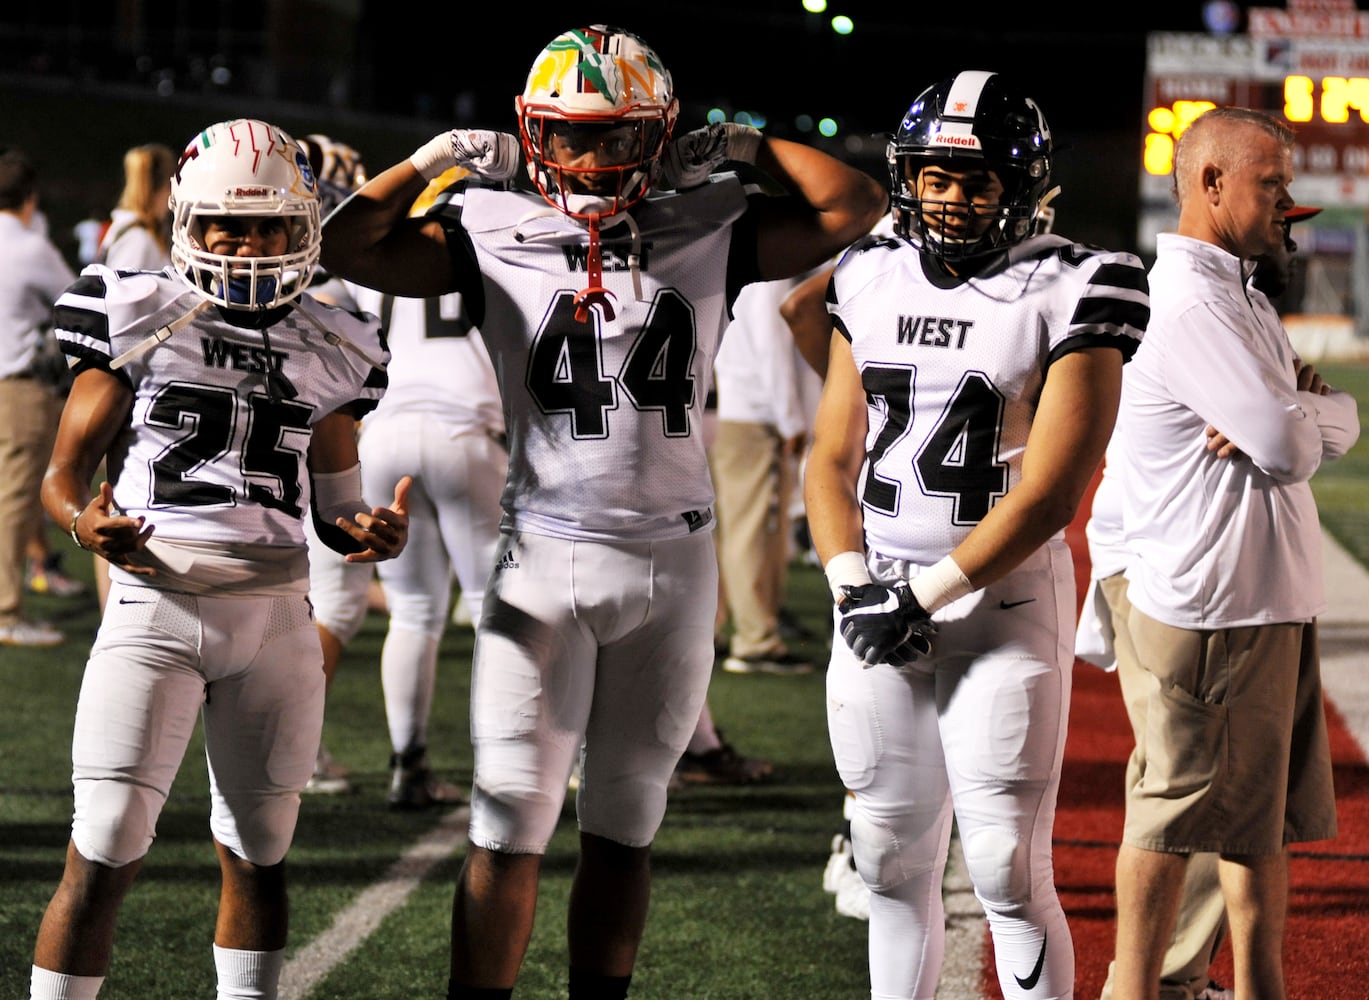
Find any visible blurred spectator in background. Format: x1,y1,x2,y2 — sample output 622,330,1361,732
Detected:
96,143,176,270
0,146,74,647
710,275,816,676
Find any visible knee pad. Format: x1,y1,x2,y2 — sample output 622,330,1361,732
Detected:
961,824,1028,909
849,810,914,892
211,795,299,867
73,780,160,867
850,803,955,893
576,770,670,850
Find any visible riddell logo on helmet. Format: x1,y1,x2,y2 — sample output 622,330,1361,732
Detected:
232,186,273,197
935,134,981,148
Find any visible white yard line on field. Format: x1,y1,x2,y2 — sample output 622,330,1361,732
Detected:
277,807,469,1000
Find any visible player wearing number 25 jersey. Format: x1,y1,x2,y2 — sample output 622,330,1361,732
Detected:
29,119,408,1000
322,23,886,999
804,72,1147,1000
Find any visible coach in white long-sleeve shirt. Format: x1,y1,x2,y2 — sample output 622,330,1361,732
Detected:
1109,106,1360,1000
1123,238,1358,630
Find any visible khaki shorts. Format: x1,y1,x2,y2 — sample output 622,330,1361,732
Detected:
1118,598,1337,855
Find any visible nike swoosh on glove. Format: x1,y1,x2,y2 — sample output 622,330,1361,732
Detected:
658,123,762,191
837,582,936,667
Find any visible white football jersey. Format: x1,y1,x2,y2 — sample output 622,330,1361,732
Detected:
830,233,1147,565
52,265,389,547
350,285,503,435
435,179,755,541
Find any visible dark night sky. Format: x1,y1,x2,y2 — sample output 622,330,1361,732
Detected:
361,3,1227,143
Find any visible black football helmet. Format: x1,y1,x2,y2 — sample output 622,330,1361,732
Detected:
887,70,1054,261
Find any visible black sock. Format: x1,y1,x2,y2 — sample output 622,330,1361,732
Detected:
568,968,632,999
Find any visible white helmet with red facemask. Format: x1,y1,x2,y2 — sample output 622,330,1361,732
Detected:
516,26,678,320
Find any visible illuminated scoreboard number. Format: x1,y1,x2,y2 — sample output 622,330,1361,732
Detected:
1285,75,1369,123
1143,100,1216,176
1144,78,1369,176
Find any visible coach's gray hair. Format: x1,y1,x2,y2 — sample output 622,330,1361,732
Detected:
1171,107,1295,204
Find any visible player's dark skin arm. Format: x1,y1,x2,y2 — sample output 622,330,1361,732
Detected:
750,139,886,281
43,368,155,570
321,162,453,298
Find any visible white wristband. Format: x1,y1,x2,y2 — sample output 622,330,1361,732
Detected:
910,555,973,614
408,133,457,182
824,550,872,602
313,463,366,526
722,123,763,165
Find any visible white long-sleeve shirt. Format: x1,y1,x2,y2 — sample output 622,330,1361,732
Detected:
714,275,809,441
0,210,75,379
1120,233,1360,628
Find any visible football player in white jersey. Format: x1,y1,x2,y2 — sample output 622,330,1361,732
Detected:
28,119,410,1000
352,170,508,809
803,71,1149,999
322,23,886,1000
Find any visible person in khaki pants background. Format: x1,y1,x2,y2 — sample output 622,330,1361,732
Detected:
0,146,74,647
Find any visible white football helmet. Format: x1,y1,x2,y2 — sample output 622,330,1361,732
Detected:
170,119,321,310
516,24,678,221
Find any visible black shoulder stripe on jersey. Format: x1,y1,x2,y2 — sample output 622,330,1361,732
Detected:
1070,294,1150,336
725,206,763,316
1092,260,1150,292
362,366,388,393
67,272,109,299
67,344,135,392
345,397,382,420
53,303,111,349
832,313,854,344
847,233,901,258
439,216,485,328
1048,331,1139,367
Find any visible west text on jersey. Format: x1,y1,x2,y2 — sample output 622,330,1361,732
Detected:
560,240,652,273
201,336,289,376
897,315,971,349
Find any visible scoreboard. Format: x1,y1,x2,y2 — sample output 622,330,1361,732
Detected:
1139,3,1369,253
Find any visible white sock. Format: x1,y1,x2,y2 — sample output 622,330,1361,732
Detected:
381,627,440,753
29,967,103,1000
212,945,284,1000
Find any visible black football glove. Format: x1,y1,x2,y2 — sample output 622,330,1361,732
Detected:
837,582,936,667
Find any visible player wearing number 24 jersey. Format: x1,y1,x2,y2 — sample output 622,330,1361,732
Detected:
804,72,1147,1000
835,229,1146,565
322,23,886,999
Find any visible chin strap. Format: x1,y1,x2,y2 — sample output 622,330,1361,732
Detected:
110,297,389,377
293,304,389,372
110,300,214,370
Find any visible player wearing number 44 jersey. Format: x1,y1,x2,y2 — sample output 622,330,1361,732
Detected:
29,118,409,1000
322,22,885,1000
802,71,1148,999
